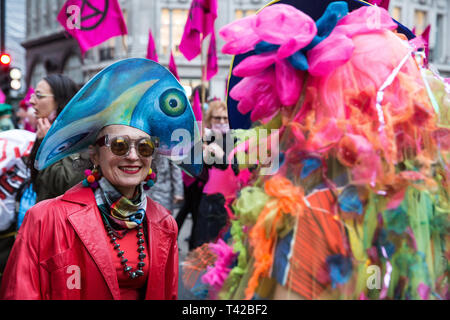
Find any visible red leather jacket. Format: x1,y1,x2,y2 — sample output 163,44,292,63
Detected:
0,184,178,300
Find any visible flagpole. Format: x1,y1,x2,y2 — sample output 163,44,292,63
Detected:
122,35,129,58
201,41,206,107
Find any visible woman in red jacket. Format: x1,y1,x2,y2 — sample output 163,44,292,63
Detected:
0,58,202,300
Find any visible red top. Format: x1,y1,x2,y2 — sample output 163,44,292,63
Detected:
104,227,150,300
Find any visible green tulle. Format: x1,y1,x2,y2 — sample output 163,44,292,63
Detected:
219,219,249,300
233,187,269,226
381,186,448,299
362,192,380,251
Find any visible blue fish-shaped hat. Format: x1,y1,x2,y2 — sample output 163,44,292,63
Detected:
35,58,202,175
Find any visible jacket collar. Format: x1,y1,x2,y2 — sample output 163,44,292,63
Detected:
62,183,168,223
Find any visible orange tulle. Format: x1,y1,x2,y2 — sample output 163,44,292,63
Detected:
245,175,305,299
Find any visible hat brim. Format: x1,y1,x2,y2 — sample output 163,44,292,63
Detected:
36,58,203,176
226,0,415,130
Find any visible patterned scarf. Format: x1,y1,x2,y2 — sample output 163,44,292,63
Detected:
94,177,147,230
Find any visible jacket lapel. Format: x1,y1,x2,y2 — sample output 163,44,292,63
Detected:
144,199,173,299
62,185,173,300
64,185,121,300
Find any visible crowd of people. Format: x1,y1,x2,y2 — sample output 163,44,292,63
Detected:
0,58,237,299
0,0,448,301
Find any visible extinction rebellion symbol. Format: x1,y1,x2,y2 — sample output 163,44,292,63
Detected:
66,0,109,31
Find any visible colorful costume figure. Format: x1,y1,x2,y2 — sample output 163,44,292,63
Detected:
182,0,449,300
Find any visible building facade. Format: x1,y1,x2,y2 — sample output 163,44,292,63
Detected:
22,0,265,99
390,0,450,74
23,0,450,100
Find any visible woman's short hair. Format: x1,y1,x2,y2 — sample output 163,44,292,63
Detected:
204,100,227,129
43,74,79,117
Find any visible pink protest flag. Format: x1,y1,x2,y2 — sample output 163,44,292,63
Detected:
168,51,180,81
192,89,203,122
421,24,431,61
368,0,390,10
179,0,218,61
57,0,128,56
146,29,159,62
0,89,5,103
205,30,218,81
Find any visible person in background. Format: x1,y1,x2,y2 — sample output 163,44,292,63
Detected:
191,99,240,248
16,99,36,132
175,85,209,250
0,129,36,286
26,74,85,203
145,152,184,214
0,104,15,132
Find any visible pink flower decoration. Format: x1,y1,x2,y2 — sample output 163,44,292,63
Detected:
233,53,304,108
230,68,282,122
307,32,354,76
219,15,260,55
232,52,277,78
201,239,236,292
222,4,399,122
275,59,305,106
220,4,315,121
306,118,343,152
308,5,397,77
336,133,382,185
334,5,397,37
253,4,317,59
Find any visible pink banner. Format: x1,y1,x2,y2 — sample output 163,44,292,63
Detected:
205,30,218,81
146,29,159,62
57,0,128,56
368,0,390,10
0,89,5,104
169,51,180,80
192,89,203,122
179,0,218,61
421,24,431,61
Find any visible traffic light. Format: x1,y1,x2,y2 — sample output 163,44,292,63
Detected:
0,53,11,96
0,53,10,65
9,67,22,90
0,53,21,94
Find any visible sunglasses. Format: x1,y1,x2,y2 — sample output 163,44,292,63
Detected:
95,135,156,158
31,92,54,100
